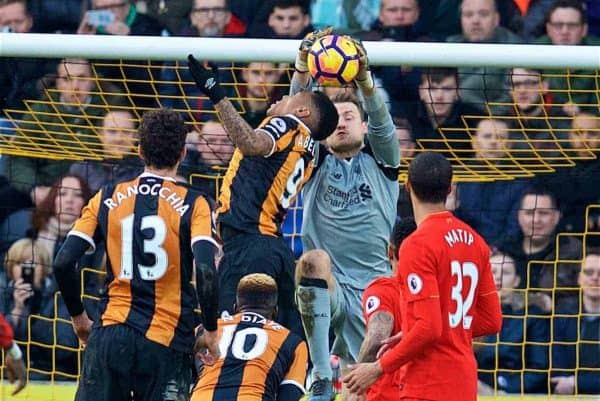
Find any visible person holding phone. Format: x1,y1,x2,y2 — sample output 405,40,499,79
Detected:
2,238,53,339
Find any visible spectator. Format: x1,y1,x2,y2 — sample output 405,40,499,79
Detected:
393,116,416,219
583,0,600,37
32,175,92,262
413,0,461,41
402,67,478,157
159,0,242,118
186,0,245,37
476,250,550,394
359,0,424,115
26,0,83,33
551,249,600,395
535,0,600,116
455,118,527,245
248,0,313,39
143,0,193,35
77,0,162,109
2,238,53,340
0,0,58,111
69,109,143,194
237,61,287,127
497,0,556,41
0,59,122,223
179,118,234,199
505,67,570,161
535,112,600,232
500,186,582,312
446,0,522,111
310,0,381,32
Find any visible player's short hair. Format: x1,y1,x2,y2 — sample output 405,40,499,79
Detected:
331,91,364,121
308,90,339,141
546,0,586,24
421,67,458,85
408,152,453,203
390,217,417,256
236,273,278,311
139,109,187,169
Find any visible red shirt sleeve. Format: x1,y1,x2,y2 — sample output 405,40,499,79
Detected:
379,239,443,374
362,279,396,323
0,314,14,349
379,297,442,374
471,258,502,337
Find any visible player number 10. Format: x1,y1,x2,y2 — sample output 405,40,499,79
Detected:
449,261,479,330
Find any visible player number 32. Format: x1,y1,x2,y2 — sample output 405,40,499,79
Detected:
449,261,479,330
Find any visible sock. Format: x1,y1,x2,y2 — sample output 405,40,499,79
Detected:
297,278,332,381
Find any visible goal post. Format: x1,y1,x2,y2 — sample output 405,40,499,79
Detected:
0,33,599,68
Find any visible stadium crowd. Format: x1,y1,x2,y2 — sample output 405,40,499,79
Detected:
0,0,599,398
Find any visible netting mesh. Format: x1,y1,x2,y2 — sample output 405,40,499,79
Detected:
0,57,598,398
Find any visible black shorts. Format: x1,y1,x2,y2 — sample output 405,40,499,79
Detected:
76,324,193,401
218,228,303,338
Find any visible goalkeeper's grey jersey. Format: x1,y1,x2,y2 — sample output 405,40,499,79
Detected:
301,92,400,289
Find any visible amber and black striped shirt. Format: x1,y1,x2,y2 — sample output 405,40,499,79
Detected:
218,114,317,237
69,172,217,352
191,312,307,401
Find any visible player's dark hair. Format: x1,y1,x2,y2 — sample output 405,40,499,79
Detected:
408,152,453,203
308,90,339,141
546,0,586,25
421,67,458,86
520,185,560,210
236,273,278,314
390,217,417,256
139,109,187,170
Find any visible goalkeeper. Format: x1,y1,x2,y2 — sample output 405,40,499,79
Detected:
292,29,401,400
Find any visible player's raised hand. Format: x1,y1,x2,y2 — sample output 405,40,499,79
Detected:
187,55,226,104
295,26,333,73
348,37,374,92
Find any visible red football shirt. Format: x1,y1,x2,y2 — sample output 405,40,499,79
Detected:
379,211,501,401
362,277,402,401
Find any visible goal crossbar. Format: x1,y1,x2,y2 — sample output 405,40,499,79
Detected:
1,33,600,68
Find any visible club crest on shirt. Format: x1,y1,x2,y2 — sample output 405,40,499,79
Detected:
365,295,380,314
407,273,423,295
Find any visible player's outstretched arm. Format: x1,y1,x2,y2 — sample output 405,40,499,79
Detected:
290,27,332,96
349,37,400,169
187,55,272,157
192,239,220,359
54,236,94,344
358,311,394,363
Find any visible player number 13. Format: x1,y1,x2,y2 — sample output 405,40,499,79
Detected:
449,261,479,330
120,214,168,281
